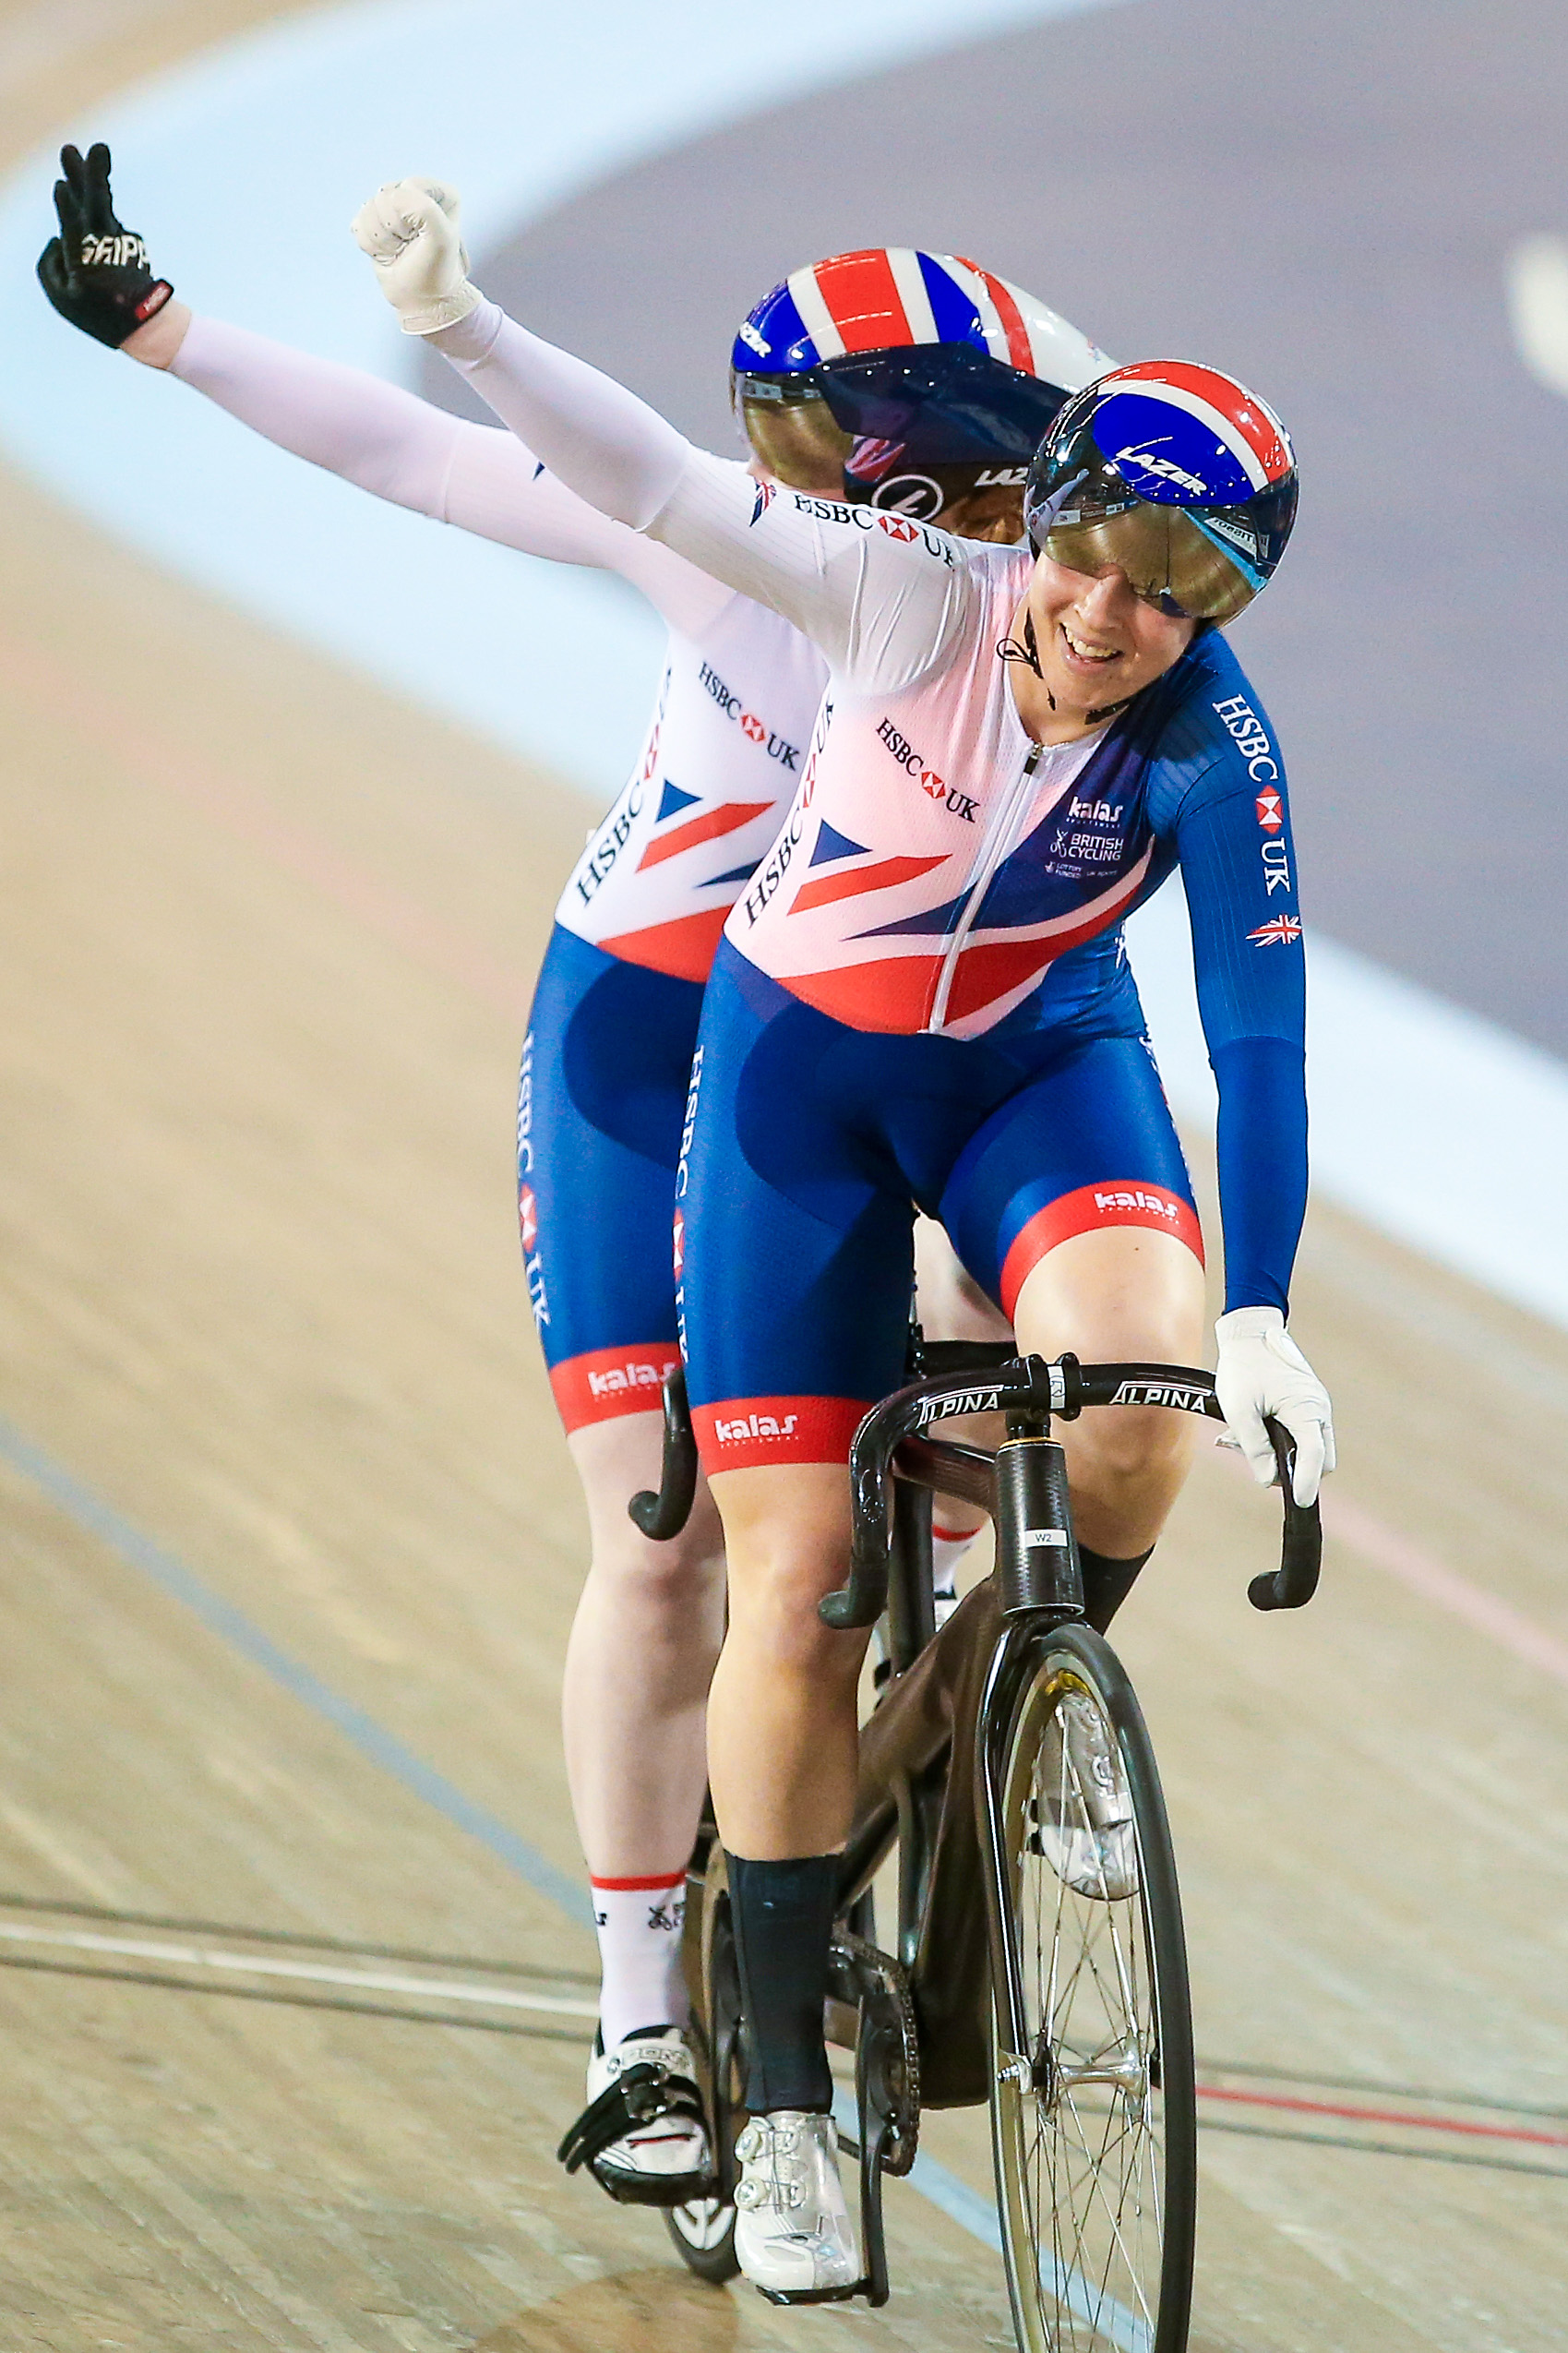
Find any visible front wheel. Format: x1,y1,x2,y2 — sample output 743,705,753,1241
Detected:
663,2192,738,2283
988,1624,1196,2353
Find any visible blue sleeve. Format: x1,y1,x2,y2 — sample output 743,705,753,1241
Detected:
1166,738,1307,1315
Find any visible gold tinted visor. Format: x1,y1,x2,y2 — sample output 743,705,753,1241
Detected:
1045,503,1258,624
735,379,852,494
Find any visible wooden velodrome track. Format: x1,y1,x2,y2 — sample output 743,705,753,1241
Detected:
1,6,1565,2347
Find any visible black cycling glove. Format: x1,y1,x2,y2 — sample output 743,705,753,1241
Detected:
37,142,174,348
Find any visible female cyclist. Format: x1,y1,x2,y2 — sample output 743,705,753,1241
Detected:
39,146,1110,2206
345,174,1337,2295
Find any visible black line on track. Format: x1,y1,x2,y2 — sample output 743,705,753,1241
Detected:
1201,2055,1568,2124
1199,2116,1568,2180
0,1950,586,2037
0,1891,597,1983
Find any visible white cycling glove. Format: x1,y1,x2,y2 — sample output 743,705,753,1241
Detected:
1214,1306,1335,1507
350,176,480,334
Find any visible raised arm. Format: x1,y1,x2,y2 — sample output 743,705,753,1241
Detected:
353,178,967,686
35,144,729,631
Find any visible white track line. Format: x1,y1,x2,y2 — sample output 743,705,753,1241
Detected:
0,1919,600,2014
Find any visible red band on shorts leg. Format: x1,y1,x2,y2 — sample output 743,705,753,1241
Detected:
549,1344,683,1434
999,1183,1204,1321
691,1395,870,1473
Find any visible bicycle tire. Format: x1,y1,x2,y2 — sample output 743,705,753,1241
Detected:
664,1848,742,2286
987,1623,1196,2353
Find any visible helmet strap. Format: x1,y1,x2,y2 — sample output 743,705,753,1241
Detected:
996,605,1135,726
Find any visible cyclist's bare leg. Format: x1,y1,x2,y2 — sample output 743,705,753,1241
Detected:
913,1213,1010,1545
563,1412,726,1875
705,1462,862,1857
1012,1224,1207,1555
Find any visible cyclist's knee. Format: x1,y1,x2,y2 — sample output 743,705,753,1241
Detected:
1074,1399,1194,1491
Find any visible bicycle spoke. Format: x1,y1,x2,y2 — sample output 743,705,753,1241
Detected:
991,1647,1191,2353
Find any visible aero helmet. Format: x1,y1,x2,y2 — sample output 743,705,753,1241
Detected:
733,247,1110,527
1023,361,1297,623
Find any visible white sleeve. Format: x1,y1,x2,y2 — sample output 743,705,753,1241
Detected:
168,312,732,633
431,303,966,687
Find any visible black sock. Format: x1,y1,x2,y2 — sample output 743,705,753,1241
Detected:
725,1852,838,2115
1079,1545,1153,1634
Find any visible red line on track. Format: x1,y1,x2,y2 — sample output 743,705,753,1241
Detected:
1197,2081,1568,2152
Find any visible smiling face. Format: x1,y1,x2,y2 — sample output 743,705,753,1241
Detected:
1011,551,1198,740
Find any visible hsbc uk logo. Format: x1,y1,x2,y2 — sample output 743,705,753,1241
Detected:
1256,786,1283,832
1213,693,1281,786
875,717,977,821
517,1183,549,1328
698,662,799,766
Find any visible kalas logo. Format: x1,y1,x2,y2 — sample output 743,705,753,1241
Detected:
714,1410,800,1444
587,1359,666,1400
1248,915,1303,947
1094,1187,1180,1219
1255,787,1283,832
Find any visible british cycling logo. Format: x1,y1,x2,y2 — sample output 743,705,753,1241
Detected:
875,717,977,820
749,477,775,525
1248,914,1302,947
1213,694,1280,785
713,1409,801,1445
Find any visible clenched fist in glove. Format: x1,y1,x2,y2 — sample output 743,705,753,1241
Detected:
37,142,174,346
351,177,480,335
1215,1307,1335,1507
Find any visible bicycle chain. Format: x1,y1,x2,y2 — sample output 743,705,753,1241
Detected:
829,1927,921,2176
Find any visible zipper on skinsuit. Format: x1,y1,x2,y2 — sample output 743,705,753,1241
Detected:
926,742,1045,1032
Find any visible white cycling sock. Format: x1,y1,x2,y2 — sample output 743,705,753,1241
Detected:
591,1870,689,2048
932,1524,978,1625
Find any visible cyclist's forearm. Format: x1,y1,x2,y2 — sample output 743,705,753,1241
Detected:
165,311,464,519
1210,1037,1307,1314
431,300,689,530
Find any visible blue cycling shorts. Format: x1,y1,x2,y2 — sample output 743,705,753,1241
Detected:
677,940,1202,1471
521,925,700,1432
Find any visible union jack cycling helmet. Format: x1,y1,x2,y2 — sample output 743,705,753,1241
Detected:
732,247,1109,527
1023,360,1298,624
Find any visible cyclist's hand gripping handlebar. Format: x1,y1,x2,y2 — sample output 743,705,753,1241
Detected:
1246,1418,1322,1610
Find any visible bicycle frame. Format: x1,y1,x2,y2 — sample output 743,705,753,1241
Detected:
633,1346,1320,2307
